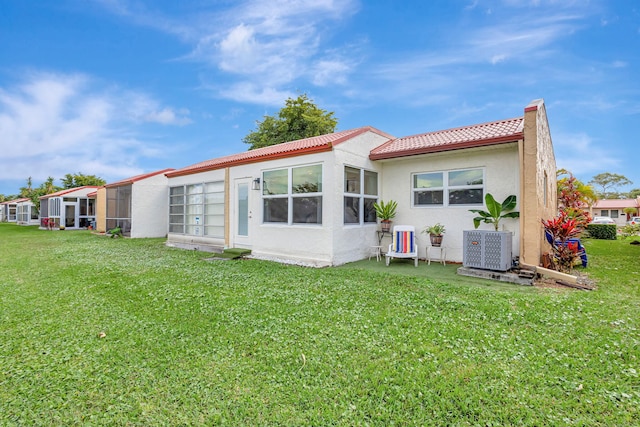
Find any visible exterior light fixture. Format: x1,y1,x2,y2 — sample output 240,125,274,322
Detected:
252,178,261,190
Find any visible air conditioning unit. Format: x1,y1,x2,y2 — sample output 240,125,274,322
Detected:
463,230,513,271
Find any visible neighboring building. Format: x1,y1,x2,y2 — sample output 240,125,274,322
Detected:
592,197,640,225
39,186,99,229
1,198,28,223
15,198,40,225
165,99,556,268
97,169,175,238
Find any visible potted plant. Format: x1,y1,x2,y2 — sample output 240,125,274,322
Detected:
422,223,445,247
373,199,397,232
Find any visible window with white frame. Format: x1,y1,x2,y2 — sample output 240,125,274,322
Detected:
169,181,224,236
413,168,484,207
262,164,323,225
344,166,378,224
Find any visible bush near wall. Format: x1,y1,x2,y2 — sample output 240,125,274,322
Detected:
586,223,617,240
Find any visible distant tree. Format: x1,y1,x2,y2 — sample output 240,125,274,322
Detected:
588,172,632,199
18,176,61,211
243,93,338,150
61,173,106,189
626,188,640,199
19,177,34,198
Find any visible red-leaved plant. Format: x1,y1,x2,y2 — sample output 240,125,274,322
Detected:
542,211,582,272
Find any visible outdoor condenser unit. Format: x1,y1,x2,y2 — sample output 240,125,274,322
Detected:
463,230,513,271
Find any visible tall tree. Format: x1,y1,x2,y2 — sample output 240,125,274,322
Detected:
626,188,640,199
243,94,338,150
19,177,34,198
18,176,62,211
61,173,106,189
588,172,632,199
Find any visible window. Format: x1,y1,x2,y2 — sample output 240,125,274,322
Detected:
169,181,225,236
344,166,378,224
263,164,322,224
413,168,484,207
600,210,609,217
611,210,619,219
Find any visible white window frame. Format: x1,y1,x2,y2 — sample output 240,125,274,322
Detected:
343,166,378,225
262,163,323,226
412,168,485,207
169,181,225,236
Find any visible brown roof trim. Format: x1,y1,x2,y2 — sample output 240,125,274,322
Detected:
39,186,100,199
166,144,334,178
165,126,390,178
369,136,521,160
105,168,175,188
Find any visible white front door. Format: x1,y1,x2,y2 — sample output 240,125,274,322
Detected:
234,178,252,248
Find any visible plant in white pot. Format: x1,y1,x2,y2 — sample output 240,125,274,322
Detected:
373,199,397,233
422,223,446,247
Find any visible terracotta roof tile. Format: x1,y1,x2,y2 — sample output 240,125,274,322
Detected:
593,199,639,209
370,117,524,160
105,168,175,188
167,126,392,177
40,186,100,199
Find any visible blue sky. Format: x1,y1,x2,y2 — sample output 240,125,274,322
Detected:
1,0,638,196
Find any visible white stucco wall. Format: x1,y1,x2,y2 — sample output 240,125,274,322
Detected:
130,173,171,238
378,143,521,263
166,130,391,267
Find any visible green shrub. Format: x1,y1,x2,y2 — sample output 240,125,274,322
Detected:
620,224,640,239
586,223,617,240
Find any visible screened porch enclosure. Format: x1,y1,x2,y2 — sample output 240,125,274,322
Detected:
106,185,132,236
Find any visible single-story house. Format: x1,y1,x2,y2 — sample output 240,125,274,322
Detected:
164,98,556,268
591,197,640,225
39,186,99,229
1,198,29,223
15,198,40,225
93,168,175,237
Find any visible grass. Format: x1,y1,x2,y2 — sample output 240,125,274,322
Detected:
1,223,639,425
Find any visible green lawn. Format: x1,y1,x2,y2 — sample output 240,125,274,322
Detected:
1,223,638,425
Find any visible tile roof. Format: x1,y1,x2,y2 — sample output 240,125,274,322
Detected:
1,197,30,204
593,198,640,209
370,117,525,160
167,126,393,177
40,186,100,199
105,168,175,188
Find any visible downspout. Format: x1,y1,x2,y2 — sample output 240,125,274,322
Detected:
518,138,525,265
224,167,230,248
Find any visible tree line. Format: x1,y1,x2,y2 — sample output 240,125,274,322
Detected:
0,173,106,209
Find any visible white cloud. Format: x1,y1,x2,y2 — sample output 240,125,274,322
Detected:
554,131,621,176
0,72,189,185
99,0,360,104
216,82,296,106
